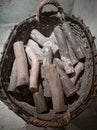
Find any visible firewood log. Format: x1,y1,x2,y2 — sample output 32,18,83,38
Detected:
42,46,53,98
54,25,74,74
54,58,77,98
31,29,59,57
30,29,48,47
33,84,48,113
66,39,78,65
44,64,67,113
27,39,44,62
25,46,40,92
70,62,84,84
62,22,85,60
7,60,17,94
43,41,59,58
43,46,53,65
49,32,58,44
13,41,29,88
53,58,64,69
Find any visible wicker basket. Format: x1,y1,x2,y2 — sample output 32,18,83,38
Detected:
0,0,97,128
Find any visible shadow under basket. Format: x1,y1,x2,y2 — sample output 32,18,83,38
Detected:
0,6,97,128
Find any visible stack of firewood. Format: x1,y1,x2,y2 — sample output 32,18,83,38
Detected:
7,21,85,114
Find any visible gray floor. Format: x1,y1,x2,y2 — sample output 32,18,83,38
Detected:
0,0,97,130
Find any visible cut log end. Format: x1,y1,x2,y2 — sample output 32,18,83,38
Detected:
29,86,38,93
25,46,40,93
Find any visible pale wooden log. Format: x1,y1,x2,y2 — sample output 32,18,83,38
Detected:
33,84,48,113
43,41,59,58
44,32,59,57
31,29,59,57
53,58,64,69
70,62,84,84
62,22,85,60
13,41,29,88
54,58,77,98
49,32,60,57
43,46,53,66
25,46,40,92
7,60,17,93
66,39,78,65
30,29,48,47
42,46,53,97
53,25,69,57
49,32,58,44
54,25,74,74
27,39,44,62
44,64,66,112
61,56,75,74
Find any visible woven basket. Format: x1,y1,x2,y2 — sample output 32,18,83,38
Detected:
0,0,97,128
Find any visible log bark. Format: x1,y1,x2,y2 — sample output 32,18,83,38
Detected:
41,64,51,98
13,41,29,88
54,58,77,98
49,32,58,45
66,39,78,65
43,78,52,98
25,46,40,92
70,62,84,84
53,58,64,69
54,25,74,74
43,40,59,58
33,84,48,113
43,46,53,66
62,22,85,60
50,32,60,57
44,64,66,113
41,46,52,98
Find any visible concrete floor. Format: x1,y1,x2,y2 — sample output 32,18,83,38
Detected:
0,0,97,130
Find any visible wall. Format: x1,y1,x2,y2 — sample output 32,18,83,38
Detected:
0,0,74,24
72,0,97,46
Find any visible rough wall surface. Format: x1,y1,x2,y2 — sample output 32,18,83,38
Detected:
0,0,74,24
72,0,97,47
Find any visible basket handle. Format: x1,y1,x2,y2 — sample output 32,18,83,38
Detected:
36,0,65,22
